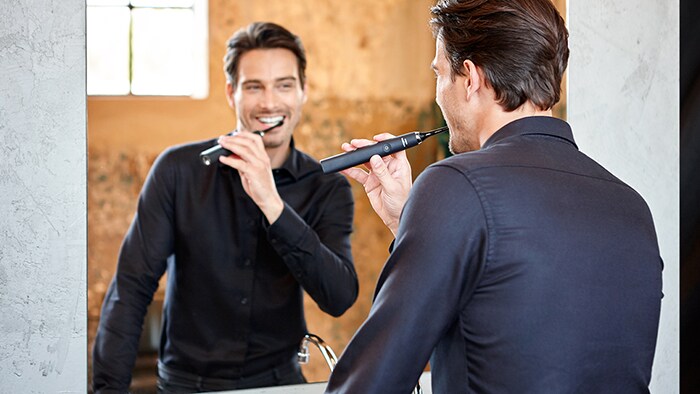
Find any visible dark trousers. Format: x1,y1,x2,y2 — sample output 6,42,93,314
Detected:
156,358,306,393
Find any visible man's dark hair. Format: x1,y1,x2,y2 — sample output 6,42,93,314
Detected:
430,0,569,111
223,22,307,88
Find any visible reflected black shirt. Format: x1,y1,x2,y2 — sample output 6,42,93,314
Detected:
327,117,663,393
93,139,357,392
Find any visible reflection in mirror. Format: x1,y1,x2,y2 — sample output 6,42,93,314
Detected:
87,0,566,392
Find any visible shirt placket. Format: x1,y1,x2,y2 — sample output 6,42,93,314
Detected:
232,199,260,355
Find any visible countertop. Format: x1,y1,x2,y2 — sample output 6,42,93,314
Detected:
217,372,433,394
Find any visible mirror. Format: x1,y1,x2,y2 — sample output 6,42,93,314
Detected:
87,0,566,390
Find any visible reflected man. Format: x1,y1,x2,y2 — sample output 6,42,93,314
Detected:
93,22,358,393
326,0,663,393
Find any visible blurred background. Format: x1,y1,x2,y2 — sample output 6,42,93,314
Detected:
85,0,567,391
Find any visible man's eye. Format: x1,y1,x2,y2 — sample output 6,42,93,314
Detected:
245,85,261,91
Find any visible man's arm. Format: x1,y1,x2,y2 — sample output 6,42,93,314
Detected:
92,152,174,393
266,177,357,316
326,165,487,393
218,132,358,316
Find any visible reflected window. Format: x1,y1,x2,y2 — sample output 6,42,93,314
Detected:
86,0,208,98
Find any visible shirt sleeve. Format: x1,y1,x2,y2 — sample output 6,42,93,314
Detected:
92,151,175,393
265,176,358,317
325,165,488,393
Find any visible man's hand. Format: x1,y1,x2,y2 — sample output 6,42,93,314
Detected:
218,132,284,223
340,133,412,236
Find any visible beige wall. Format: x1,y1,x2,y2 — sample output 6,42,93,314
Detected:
87,0,438,153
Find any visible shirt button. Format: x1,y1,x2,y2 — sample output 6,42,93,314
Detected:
248,219,256,226
240,297,249,305
243,259,252,267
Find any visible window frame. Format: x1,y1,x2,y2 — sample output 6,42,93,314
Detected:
86,0,209,99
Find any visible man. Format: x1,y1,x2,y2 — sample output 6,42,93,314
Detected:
93,22,358,393
326,0,663,393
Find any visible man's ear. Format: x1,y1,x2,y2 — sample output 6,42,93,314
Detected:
302,82,308,104
225,81,235,107
462,59,482,100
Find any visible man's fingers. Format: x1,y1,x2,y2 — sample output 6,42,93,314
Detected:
341,167,370,186
373,132,397,141
219,133,264,162
339,140,376,170
219,154,246,170
371,133,409,161
342,139,376,151
340,142,355,153
369,155,392,185
337,134,401,171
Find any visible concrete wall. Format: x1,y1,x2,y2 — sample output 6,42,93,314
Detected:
0,0,87,392
567,0,679,391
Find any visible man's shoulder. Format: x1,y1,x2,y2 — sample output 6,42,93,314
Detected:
427,149,501,178
161,138,217,159
152,138,218,168
411,155,485,200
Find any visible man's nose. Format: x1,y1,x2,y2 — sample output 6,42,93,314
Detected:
260,89,278,109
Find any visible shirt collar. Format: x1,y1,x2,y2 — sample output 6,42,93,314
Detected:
274,137,319,182
481,116,577,150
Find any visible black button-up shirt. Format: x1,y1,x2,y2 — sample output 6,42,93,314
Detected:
93,139,357,392
327,117,663,393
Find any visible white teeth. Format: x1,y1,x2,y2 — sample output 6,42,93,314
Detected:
257,116,284,124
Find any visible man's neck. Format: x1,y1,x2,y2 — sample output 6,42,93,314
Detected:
478,103,553,147
267,144,292,169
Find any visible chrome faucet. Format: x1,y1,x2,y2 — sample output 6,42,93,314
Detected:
297,333,423,394
297,333,338,372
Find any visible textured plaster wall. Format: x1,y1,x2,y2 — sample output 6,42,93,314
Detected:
0,0,87,392
567,0,679,391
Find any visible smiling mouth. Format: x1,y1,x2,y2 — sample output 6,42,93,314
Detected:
256,115,285,125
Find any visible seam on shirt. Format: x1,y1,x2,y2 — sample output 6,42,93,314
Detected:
450,163,637,193
141,150,177,264
429,165,494,310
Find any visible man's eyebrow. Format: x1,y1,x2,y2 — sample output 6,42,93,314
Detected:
240,76,297,84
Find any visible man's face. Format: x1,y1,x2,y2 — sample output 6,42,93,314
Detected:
431,38,479,154
227,48,307,150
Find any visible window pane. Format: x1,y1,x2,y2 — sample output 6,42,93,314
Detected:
130,0,194,8
131,8,195,96
87,7,130,95
86,0,129,6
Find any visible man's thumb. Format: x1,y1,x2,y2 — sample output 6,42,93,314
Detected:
370,155,390,183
